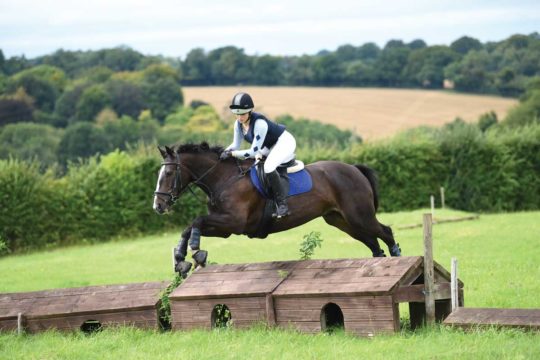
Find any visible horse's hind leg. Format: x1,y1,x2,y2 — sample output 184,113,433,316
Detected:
323,212,385,257
379,223,401,256
336,204,401,256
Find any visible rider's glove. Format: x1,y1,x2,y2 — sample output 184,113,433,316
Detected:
219,150,232,160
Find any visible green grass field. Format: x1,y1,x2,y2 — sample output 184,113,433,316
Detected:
1,209,539,359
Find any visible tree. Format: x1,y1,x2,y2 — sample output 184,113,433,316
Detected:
357,42,380,62
141,78,183,121
0,49,5,74
450,36,482,55
503,89,540,127
182,48,210,85
0,98,34,125
54,85,87,125
75,84,112,122
6,73,58,112
252,55,283,85
208,46,251,85
312,53,343,85
58,122,110,164
106,79,146,118
444,50,494,92
0,123,62,166
185,105,225,132
408,39,427,50
285,56,314,85
344,60,375,86
100,46,144,71
403,46,459,88
335,44,358,62
375,46,410,86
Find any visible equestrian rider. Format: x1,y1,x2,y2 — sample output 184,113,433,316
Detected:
220,92,296,218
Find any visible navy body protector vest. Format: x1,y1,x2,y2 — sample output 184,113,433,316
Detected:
243,112,286,149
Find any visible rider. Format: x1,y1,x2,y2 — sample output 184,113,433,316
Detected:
220,92,296,218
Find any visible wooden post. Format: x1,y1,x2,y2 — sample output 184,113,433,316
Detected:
423,213,435,324
17,312,26,335
430,195,435,219
440,187,445,209
265,294,276,326
451,257,459,311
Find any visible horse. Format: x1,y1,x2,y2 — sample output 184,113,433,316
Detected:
153,143,401,277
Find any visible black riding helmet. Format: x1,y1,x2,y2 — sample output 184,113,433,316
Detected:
229,92,254,114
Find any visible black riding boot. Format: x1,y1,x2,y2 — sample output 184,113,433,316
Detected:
267,170,290,218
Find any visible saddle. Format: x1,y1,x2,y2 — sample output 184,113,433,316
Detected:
250,159,311,199
248,159,312,239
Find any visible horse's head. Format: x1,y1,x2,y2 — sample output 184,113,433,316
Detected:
153,146,192,214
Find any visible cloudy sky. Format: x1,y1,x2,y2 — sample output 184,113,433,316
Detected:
1,0,539,59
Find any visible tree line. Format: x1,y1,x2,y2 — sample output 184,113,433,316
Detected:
2,33,540,97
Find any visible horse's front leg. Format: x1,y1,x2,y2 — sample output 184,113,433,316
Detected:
188,214,238,269
173,226,193,278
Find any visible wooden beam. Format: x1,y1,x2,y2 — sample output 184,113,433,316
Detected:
394,283,454,303
265,294,276,326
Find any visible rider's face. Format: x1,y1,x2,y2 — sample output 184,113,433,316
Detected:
236,112,250,124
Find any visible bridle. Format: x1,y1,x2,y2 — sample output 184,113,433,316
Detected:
153,153,223,206
154,153,184,206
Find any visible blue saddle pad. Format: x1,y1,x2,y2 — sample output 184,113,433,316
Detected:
250,167,312,198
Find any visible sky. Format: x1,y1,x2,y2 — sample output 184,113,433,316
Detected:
1,0,539,59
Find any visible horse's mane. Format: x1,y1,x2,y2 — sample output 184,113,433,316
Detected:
175,142,224,155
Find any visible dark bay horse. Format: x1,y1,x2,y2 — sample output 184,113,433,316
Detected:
153,143,400,277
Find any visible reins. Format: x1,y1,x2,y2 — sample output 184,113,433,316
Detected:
155,154,252,207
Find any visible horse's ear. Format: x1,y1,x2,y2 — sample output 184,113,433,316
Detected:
158,146,167,159
164,146,174,157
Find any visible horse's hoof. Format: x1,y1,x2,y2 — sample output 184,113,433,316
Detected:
373,249,386,257
390,243,401,257
192,250,208,268
176,261,192,278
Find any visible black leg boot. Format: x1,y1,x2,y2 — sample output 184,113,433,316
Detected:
267,170,290,218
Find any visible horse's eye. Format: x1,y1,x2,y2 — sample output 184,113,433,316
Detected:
165,170,173,176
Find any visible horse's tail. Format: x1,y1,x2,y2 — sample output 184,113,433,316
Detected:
354,164,379,211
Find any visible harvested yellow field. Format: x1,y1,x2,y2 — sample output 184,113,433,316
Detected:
183,86,517,140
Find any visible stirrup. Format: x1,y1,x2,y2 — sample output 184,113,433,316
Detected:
272,204,290,219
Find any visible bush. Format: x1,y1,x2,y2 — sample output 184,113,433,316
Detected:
0,159,68,251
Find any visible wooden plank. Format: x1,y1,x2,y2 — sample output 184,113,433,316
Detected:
393,283,457,303
182,270,287,282
286,267,412,281
274,296,393,310
444,308,540,330
171,297,265,312
276,308,395,322
395,257,424,286
273,278,397,296
0,281,168,319
25,308,159,333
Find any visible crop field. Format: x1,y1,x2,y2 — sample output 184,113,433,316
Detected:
183,86,517,140
1,209,539,359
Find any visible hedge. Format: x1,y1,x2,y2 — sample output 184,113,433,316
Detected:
1,123,538,253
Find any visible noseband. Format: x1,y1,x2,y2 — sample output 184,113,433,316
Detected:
154,155,183,206
154,154,222,206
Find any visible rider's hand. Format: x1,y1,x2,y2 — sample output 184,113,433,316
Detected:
220,150,232,160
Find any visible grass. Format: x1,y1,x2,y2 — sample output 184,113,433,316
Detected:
183,86,517,140
1,208,539,359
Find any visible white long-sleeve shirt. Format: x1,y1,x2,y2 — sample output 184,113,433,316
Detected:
226,119,271,160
